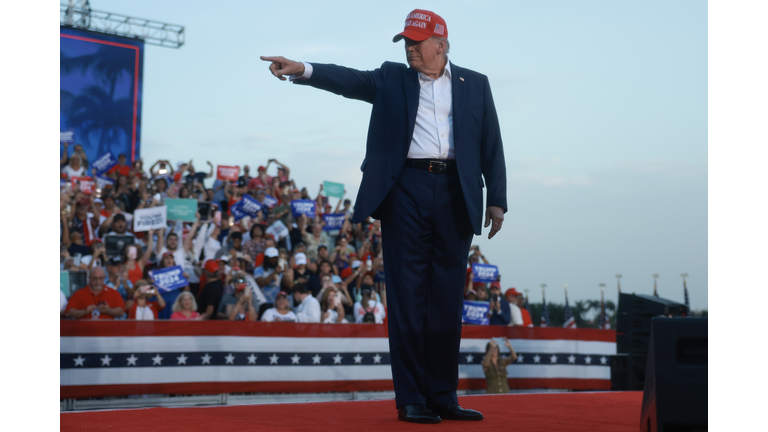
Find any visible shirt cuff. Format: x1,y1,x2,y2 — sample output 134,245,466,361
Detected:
289,62,313,81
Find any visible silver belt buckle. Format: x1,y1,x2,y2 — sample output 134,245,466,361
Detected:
428,160,446,173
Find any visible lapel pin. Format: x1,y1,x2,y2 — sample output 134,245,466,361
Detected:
460,77,464,81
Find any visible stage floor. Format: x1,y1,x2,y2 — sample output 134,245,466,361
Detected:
61,391,643,431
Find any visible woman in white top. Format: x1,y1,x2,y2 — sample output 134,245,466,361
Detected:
61,153,86,178
353,286,386,324
321,288,348,324
260,291,298,322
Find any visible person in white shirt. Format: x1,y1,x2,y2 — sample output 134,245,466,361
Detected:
354,286,386,324
260,291,298,322
292,282,321,323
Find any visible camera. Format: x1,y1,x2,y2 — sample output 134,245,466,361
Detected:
491,294,499,302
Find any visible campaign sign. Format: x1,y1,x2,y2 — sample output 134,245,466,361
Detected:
149,265,188,293
217,165,239,181
60,129,75,144
92,152,118,175
72,176,95,194
165,198,198,222
229,200,248,222
472,263,499,283
262,194,279,208
322,213,345,231
323,181,345,198
134,205,167,232
291,200,316,218
266,220,289,241
95,175,115,191
240,194,263,216
462,300,490,325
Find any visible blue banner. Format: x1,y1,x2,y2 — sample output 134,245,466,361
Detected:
229,201,248,222
472,263,499,283
92,152,118,175
95,175,115,190
322,213,345,231
60,129,75,144
240,194,263,216
291,200,316,218
149,265,188,293
462,300,490,325
262,194,279,208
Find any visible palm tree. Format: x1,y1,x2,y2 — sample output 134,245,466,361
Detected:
67,86,132,156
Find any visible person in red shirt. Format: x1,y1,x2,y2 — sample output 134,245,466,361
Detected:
64,267,126,320
107,154,131,178
127,280,166,320
248,165,272,191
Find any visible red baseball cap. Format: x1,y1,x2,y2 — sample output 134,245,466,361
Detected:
203,260,219,274
258,166,267,171
393,9,448,43
505,288,523,297
490,281,501,289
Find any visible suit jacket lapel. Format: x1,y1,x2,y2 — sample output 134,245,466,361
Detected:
451,62,466,141
404,67,420,146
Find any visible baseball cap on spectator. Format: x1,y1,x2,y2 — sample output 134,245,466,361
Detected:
107,256,122,266
276,291,289,299
392,9,448,42
219,255,231,263
264,247,279,258
161,251,174,260
295,253,307,266
318,244,328,251
351,260,363,269
340,267,353,279
332,275,342,284
465,289,477,299
113,213,126,222
258,166,267,171
344,199,351,204
505,288,522,297
203,259,219,274
490,281,501,289
93,198,104,205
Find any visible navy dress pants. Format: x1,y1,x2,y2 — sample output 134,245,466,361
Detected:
379,166,474,408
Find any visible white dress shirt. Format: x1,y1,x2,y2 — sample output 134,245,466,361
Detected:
508,302,524,326
294,294,322,323
293,60,454,159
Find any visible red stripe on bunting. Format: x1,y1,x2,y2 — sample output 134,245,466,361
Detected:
60,321,616,342
60,378,609,399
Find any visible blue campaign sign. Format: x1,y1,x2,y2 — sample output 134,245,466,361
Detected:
262,195,279,208
60,129,75,144
92,152,118,175
472,263,499,283
322,213,345,231
95,175,115,190
462,301,490,325
240,194,263,216
291,200,316,218
230,201,248,222
149,265,188,293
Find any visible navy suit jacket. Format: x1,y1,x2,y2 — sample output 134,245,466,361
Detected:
294,61,507,235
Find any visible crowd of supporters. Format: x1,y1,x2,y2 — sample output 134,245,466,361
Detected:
59,150,525,326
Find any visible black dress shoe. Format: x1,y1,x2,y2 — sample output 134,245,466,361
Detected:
397,404,442,424
426,404,484,421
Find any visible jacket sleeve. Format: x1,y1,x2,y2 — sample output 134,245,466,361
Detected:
293,63,390,104
480,76,508,212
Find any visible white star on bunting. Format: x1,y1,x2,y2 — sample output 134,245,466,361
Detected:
584,356,592,365
201,354,212,365
270,354,279,364
73,355,85,367
176,354,188,365
517,354,524,363
465,354,474,363
152,354,163,365
126,354,138,366
291,354,301,364
600,356,607,365
550,355,558,364
100,355,112,366
333,354,342,364
533,355,541,364
312,354,322,365
373,354,382,364
225,354,235,364
247,354,257,364
567,355,576,364
353,354,363,364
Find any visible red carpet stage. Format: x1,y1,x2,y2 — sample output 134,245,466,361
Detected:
60,391,642,431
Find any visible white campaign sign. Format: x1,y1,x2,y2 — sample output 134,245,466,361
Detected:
266,220,289,240
133,206,168,232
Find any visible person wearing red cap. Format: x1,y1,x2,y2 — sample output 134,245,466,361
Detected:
505,288,533,327
247,164,272,191
262,8,507,423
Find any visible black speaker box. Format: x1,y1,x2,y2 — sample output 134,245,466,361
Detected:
639,317,707,432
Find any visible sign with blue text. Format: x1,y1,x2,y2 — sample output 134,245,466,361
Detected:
149,265,188,293
472,263,499,283
92,152,118,175
462,301,490,325
262,195,279,208
291,200,316,218
322,213,346,231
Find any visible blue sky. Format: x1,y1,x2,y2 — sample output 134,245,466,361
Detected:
95,0,708,309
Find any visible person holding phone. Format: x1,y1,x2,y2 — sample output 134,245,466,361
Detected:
127,280,166,320
481,338,517,394
486,282,511,326
65,267,125,320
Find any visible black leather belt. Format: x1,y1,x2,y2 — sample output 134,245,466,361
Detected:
404,159,457,174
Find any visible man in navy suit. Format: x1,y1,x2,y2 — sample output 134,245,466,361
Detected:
262,9,506,423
